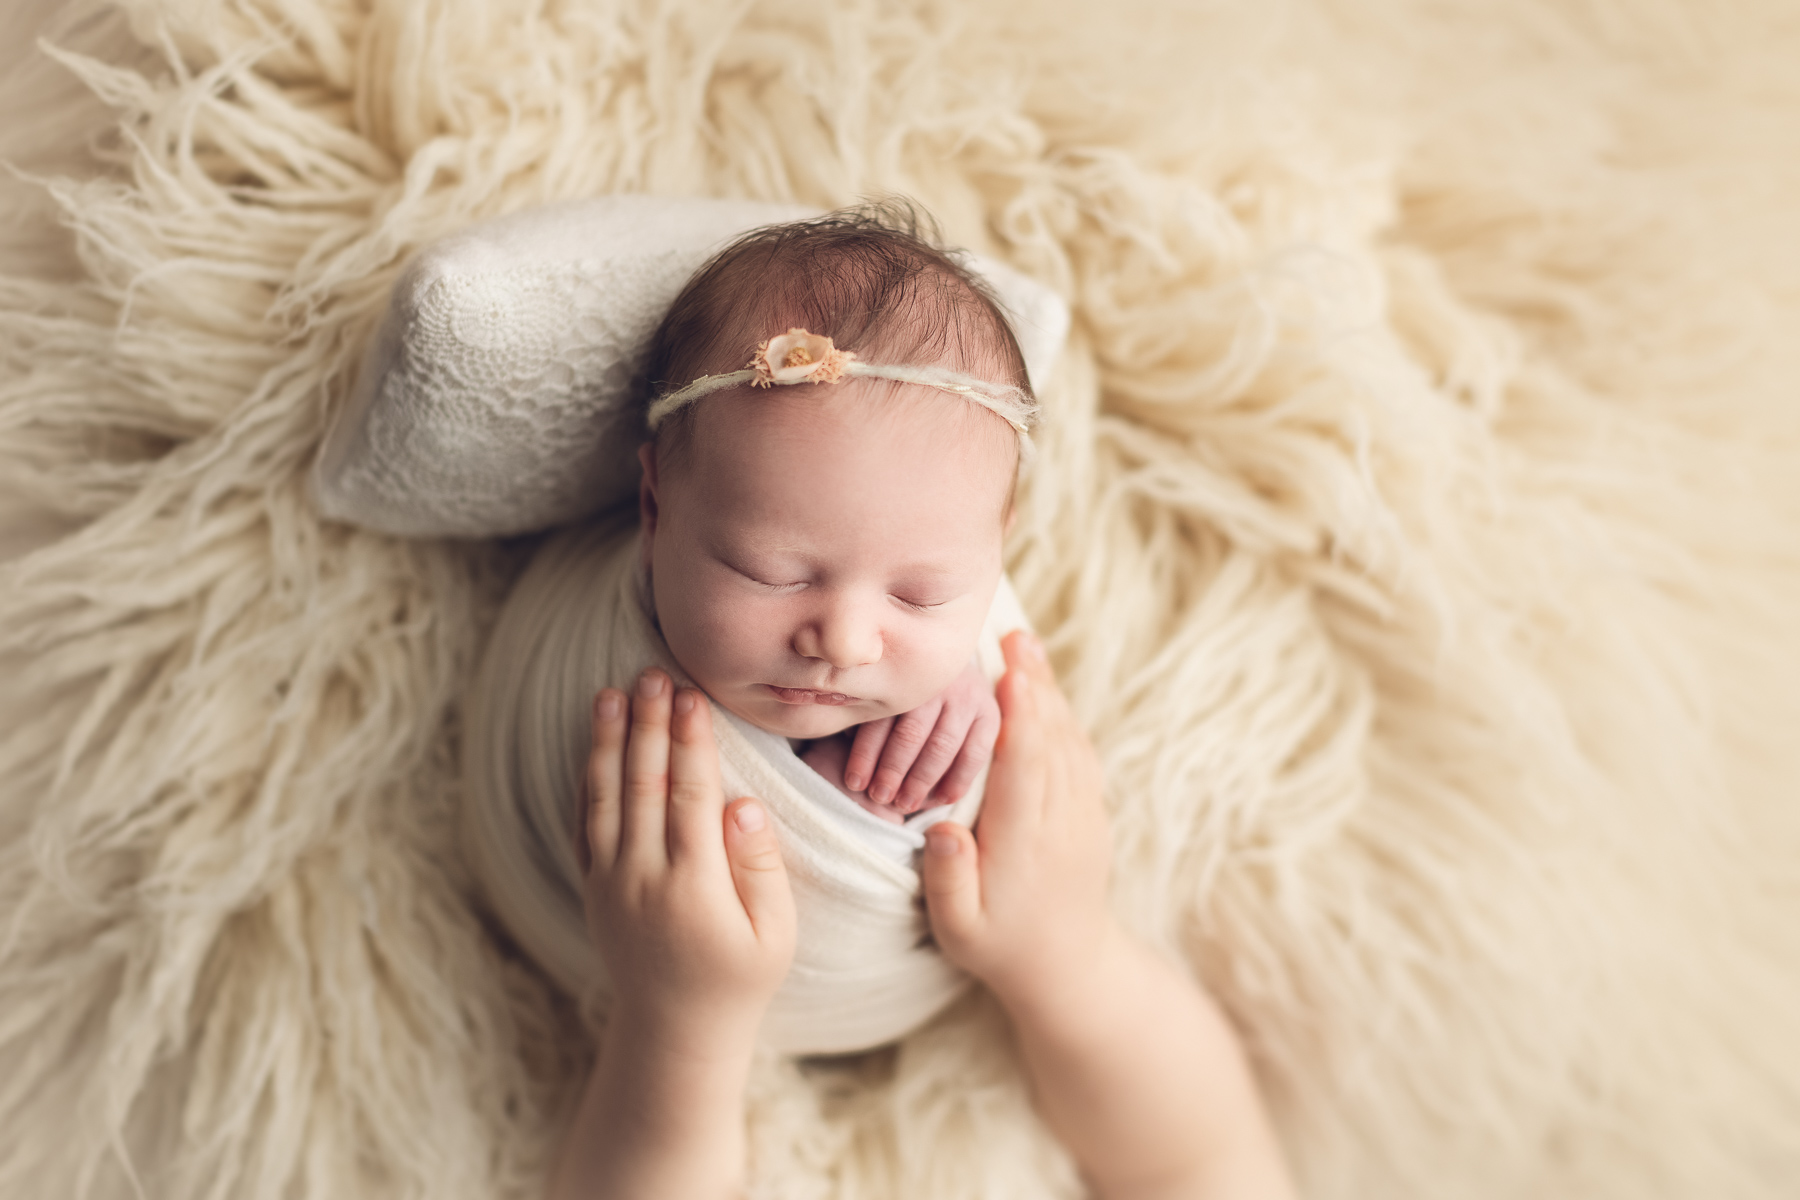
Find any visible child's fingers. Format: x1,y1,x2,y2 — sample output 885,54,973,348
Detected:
723,798,795,948
920,821,982,949
930,702,999,805
1001,629,1053,687
585,688,628,874
843,717,894,794
997,631,1095,817
975,664,1048,847
868,702,940,806
665,688,728,871
619,668,674,873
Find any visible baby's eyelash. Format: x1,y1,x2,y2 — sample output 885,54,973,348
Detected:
735,563,941,610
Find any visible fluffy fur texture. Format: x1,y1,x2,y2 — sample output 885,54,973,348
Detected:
2,1,1798,1198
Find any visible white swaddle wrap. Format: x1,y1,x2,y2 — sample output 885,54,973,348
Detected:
464,516,1030,1055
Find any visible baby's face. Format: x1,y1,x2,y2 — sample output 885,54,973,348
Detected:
639,385,1014,740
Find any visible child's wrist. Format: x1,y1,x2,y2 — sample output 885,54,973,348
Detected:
984,919,1132,1036
605,996,765,1068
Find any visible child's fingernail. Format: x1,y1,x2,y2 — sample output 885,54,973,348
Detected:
926,828,958,856
638,670,663,698
597,690,621,721
734,802,766,834
674,690,696,715
1027,633,1047,661
844,772,864,791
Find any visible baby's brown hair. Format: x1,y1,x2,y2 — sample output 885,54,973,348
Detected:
641,200,1030,462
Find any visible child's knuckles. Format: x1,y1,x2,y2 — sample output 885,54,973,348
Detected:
626,767,671,797
668,775,717,809
737,840,786,875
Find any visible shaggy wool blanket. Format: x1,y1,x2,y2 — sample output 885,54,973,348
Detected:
3,1,1798,1198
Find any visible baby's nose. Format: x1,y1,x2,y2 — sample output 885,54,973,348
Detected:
798,597,884,669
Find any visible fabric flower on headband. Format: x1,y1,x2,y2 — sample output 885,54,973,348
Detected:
751,328,855,386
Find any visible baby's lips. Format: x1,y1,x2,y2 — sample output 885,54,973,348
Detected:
766,684,859,706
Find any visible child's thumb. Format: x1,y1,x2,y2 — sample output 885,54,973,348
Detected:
920,822,980,951
724,799,793,937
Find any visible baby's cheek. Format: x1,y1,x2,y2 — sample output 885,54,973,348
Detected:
659,584,766,685
890,621,987,708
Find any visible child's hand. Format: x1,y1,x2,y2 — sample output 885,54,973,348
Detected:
582,668,796,1047
554,671,796,1200
920,634,1297,1200
918,632,1113,1012
842,657,1001,814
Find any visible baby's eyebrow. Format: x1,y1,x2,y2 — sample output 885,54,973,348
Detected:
705,529,985,583
887,561,968,579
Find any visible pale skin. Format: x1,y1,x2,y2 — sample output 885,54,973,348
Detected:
636,386,1010,821
550,631,1297,1200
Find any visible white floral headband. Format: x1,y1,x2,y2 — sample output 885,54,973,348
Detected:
645,328,1039,457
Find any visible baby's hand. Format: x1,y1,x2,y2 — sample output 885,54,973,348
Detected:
919,632,1113,1011
842,658,1000,815
582,669,796,1047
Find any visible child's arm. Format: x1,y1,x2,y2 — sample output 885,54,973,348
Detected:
922,633,1296,1200
551,669,795,1200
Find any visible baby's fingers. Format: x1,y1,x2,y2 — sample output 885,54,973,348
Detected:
868,702,940,808
893,706,972,813
585,688,628,874
930,701,999,805
843,717,894,794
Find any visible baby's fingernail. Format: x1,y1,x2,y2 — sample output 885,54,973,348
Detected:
926,828,958,856
674,690,696,715
1027,632,1047,661
734,802,766,834
844,772,864,791
638,670,663,698
597,690,621,721
870,783,891,804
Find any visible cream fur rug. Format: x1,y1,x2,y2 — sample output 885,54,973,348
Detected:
3,1,1798,1197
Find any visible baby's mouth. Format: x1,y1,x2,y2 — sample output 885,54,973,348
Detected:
765,684,859,706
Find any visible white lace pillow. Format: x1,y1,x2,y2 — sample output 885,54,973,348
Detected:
311,196,1070,538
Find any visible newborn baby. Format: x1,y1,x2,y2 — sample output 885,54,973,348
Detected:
633,208,1034,824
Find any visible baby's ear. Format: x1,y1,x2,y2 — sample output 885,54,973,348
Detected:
637,442,661,563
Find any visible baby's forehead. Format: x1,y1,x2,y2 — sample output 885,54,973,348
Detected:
680,385,1018,513
714,381,1012,454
